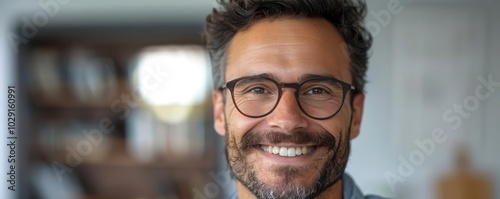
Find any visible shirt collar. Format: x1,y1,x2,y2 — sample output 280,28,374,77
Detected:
342,173,365,199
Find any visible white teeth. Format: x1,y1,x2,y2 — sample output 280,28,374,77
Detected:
261,145,267,152
287,148,296,157
261,145,314,157
279,148,287,156
295,147,302,155
272,146,279,154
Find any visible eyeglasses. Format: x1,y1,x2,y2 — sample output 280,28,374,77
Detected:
220,75,355,120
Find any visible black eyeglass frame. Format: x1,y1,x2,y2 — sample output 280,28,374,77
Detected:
220,75,356,120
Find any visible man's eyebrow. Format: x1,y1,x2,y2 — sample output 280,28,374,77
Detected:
254,73,276,79
298,73,339,82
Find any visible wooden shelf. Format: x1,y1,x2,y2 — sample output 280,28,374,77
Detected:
30,79,132,109
21,25,217,199
32,136,218,170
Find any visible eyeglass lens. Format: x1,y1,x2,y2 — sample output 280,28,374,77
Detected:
231,78,344,118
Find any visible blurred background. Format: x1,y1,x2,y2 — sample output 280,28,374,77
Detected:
0,0,498,199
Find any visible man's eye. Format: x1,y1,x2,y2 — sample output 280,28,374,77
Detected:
250,87,268,94
306,88,328,95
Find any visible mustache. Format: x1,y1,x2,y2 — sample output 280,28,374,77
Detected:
240,130,337,151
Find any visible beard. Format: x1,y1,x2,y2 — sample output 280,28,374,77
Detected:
224,124,351,199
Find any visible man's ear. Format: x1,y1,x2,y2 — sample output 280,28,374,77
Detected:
349,93,365,139
213,91,226,136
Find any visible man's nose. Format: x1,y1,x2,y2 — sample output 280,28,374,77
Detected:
266,89,308,132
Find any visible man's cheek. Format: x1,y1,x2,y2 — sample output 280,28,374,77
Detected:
231,115,262,134
333,110,351,129
318,118,343,133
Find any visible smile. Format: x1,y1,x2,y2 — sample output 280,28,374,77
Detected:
259,145,317,157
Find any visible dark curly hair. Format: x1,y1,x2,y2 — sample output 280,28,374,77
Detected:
204,0,372,93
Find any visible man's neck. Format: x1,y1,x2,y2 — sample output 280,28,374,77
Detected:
235,179,343,199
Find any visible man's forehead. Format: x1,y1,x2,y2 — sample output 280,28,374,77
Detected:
232,18,344,47
225,17,352,83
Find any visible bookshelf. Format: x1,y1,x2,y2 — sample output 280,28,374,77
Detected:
18,23,221,199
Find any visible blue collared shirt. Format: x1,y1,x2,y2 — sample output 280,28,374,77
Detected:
342,173,387,199
229,173,387,199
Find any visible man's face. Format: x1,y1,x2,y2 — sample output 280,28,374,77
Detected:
213,18,365,199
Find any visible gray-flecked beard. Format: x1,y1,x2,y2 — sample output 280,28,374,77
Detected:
224,126,351,199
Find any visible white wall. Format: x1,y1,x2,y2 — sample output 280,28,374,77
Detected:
347,0,500,198
484,0,500,197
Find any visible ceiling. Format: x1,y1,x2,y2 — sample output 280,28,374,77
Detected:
4,0,217,27
3,0,497,27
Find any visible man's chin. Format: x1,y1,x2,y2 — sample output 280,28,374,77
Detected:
255,164,320,187
241,170,321,199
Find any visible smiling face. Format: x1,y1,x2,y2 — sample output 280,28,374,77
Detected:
212,17,365,199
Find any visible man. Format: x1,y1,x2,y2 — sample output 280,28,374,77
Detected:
205,0,386,198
